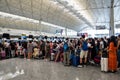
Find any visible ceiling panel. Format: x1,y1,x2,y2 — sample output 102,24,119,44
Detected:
22,5,31,12
21,0,31,6
1,0,120,33
7,0,20,9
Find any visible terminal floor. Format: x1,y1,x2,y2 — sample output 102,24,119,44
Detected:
0,58,120,80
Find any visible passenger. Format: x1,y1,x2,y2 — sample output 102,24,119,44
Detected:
22,42,27,59
78,35,88,68
16,41,22,57
70,39,75,55
4,40,10,58
50,41,53,54
117,35,120,70
33,46,39,58
95,38,100,55
87,38,92,61
27,40,33,59
55,41,63,62
91,39,96,61
52,41,57,54
45,41,50,61
63,38,70,66
40,40,46,59
10,41,16,58
15,42,18,57
99,38,104,55
0,43,3,52
32,41,38,48
108,36,117,72
60,42,64,62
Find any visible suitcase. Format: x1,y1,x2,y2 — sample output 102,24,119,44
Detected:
71,55,80,67
1,50,6,58
50,53,55,61
94,55,101,64
101,50,108,72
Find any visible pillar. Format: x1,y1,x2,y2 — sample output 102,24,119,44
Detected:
39,20,42,35
65,27,67,37
109,0,114,37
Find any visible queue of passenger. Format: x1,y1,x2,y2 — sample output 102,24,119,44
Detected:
0,35,120,73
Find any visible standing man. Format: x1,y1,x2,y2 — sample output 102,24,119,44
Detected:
78,35,88,68
63,38,70,66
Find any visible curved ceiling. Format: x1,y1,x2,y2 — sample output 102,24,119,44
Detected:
0,0,120,34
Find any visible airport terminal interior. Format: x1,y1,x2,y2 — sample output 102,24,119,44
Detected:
0,0,120,80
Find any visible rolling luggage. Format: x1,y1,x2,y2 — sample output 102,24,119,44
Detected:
50,53,55,61
72,56,80,67
1,50,6,59
70,53,80,67
101,50,108,72
94,55,101,64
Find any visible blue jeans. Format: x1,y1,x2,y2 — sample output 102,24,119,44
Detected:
117,50,120,68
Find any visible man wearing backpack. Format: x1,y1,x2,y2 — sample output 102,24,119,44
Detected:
78,35,88,68
63,38,70,66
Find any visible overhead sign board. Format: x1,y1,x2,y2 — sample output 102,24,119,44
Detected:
116,24,120,28
77,33,88,37
96,25,106,30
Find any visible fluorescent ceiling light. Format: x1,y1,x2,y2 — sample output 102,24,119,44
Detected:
58,4,65,9
41,21,65,29
64,8,69,12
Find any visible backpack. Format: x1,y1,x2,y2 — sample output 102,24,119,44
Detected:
64,42,69,52
82,40,88,51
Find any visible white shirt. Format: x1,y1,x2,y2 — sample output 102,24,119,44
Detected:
95,41,97,45
100,41,104,49
88,43,91,47
5,42,9,48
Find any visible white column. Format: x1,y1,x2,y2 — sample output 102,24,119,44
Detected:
109,0,114,37
39,20,42,35
65,27,67,37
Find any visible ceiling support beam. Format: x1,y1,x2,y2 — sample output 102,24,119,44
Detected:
5,0,11,13
5,0,18,29
46,2,52,22
19,0,24,30
30,0,33,19
19,0,24,16
4,0,11,28
39,0,43,35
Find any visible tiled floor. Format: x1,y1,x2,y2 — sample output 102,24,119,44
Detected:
0,58,120,80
